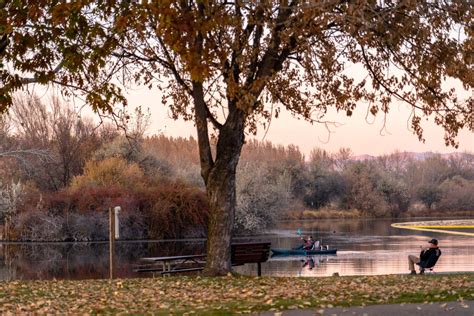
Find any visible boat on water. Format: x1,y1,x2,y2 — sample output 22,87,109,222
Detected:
271,248,337,256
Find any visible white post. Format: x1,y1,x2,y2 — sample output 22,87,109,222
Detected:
109,208,114,280
114,206,121,240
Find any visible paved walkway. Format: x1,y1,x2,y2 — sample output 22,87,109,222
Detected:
258,300,473,315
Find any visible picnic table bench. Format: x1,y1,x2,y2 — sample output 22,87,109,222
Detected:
134,242,271,276
136,254,207,274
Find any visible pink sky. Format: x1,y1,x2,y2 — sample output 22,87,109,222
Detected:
125,88,473,157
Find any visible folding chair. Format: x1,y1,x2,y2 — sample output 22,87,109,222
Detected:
417,249,441,274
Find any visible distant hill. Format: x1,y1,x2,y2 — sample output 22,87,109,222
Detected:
352,151,473,161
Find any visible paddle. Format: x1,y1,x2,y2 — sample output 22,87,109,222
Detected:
294,229,304,250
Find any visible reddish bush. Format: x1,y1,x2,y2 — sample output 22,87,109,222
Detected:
12,180,208,241
137,181,209,239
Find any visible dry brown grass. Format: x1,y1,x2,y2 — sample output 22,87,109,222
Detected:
404,209,474,218
286,208,474,220
285,209,364,219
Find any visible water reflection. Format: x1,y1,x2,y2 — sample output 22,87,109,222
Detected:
0,241,206,280
248,218,474,277
0,218,473,280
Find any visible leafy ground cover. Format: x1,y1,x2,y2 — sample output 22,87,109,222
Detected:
0,274,472,314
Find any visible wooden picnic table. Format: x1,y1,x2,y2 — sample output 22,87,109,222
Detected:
135,242,271,276
136,254,207,274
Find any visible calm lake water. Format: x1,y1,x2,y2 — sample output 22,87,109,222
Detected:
0,218,473,280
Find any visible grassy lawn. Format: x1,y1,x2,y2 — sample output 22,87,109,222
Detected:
0,274,473,314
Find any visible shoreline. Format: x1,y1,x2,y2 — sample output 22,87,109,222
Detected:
1,216,473,243
284,209,474,220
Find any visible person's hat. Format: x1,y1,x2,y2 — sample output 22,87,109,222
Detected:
428,238,438,245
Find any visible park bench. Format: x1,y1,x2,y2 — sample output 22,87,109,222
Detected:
231,242,271,276
134,241,271,276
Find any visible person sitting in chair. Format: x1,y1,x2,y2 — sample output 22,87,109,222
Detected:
408,238,441,275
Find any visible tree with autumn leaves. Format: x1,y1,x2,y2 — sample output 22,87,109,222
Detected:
1,1,472,275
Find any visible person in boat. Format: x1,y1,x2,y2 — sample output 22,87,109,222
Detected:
300,235,315,250
313,240,321,250
408,238,441,275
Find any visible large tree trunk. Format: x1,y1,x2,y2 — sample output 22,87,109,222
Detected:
192,78,246,275
203,162,238,275
202,111,245,276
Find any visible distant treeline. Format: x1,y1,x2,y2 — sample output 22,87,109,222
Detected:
0,95,473,240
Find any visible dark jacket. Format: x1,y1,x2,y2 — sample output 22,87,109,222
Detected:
419,247,441,268
301,238,314,250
